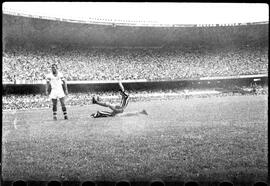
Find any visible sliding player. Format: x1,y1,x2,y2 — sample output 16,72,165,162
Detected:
45,64,68,120
91,82,148,118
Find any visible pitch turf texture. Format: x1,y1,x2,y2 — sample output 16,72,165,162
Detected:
2,95,268,182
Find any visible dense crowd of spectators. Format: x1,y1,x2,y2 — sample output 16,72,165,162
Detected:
3,45,268,82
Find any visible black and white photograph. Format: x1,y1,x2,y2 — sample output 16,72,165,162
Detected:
2,2,268,185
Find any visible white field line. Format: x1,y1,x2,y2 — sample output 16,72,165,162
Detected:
13,117,18,130
2,129,11,158
11,109,18,130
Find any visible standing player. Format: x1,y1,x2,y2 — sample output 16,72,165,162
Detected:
91,82,148,118
45,64,68,120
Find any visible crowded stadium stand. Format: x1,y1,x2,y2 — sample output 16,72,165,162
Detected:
3,12,268,83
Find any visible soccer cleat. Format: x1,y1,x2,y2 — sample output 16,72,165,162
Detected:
141,109,148,115
64,115,68,120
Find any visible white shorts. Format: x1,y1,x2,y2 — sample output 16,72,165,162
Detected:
49,89,65,99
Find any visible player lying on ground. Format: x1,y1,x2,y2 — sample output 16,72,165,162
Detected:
91,82,148,118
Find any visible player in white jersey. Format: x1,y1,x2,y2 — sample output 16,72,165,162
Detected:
46,64,68,120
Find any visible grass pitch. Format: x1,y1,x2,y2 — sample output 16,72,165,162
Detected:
2,95,268,182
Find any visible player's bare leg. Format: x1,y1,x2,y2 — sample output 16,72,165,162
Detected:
119,81,125,92
91,81,131,118
118,82,130,109
92,96,118,110
60,97,68,120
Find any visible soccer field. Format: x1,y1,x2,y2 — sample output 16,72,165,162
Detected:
2,95,268,182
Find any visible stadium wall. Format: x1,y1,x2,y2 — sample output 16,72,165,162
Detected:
2,75,268,95
3,14,269,48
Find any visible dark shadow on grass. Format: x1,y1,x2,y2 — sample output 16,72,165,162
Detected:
150,180,165,186
13,180,27,186
62,181,81,186
48,181,61,186
1,181,13,186
116,181,131,186
82,182,96,186
184,182,199,186
164,182,185,186
219,182,233,186
254,182,268,186
28,181,47,186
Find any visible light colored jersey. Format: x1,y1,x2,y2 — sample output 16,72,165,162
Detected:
46,72,66,99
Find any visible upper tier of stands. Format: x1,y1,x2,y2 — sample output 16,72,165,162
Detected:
3,45,268,82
